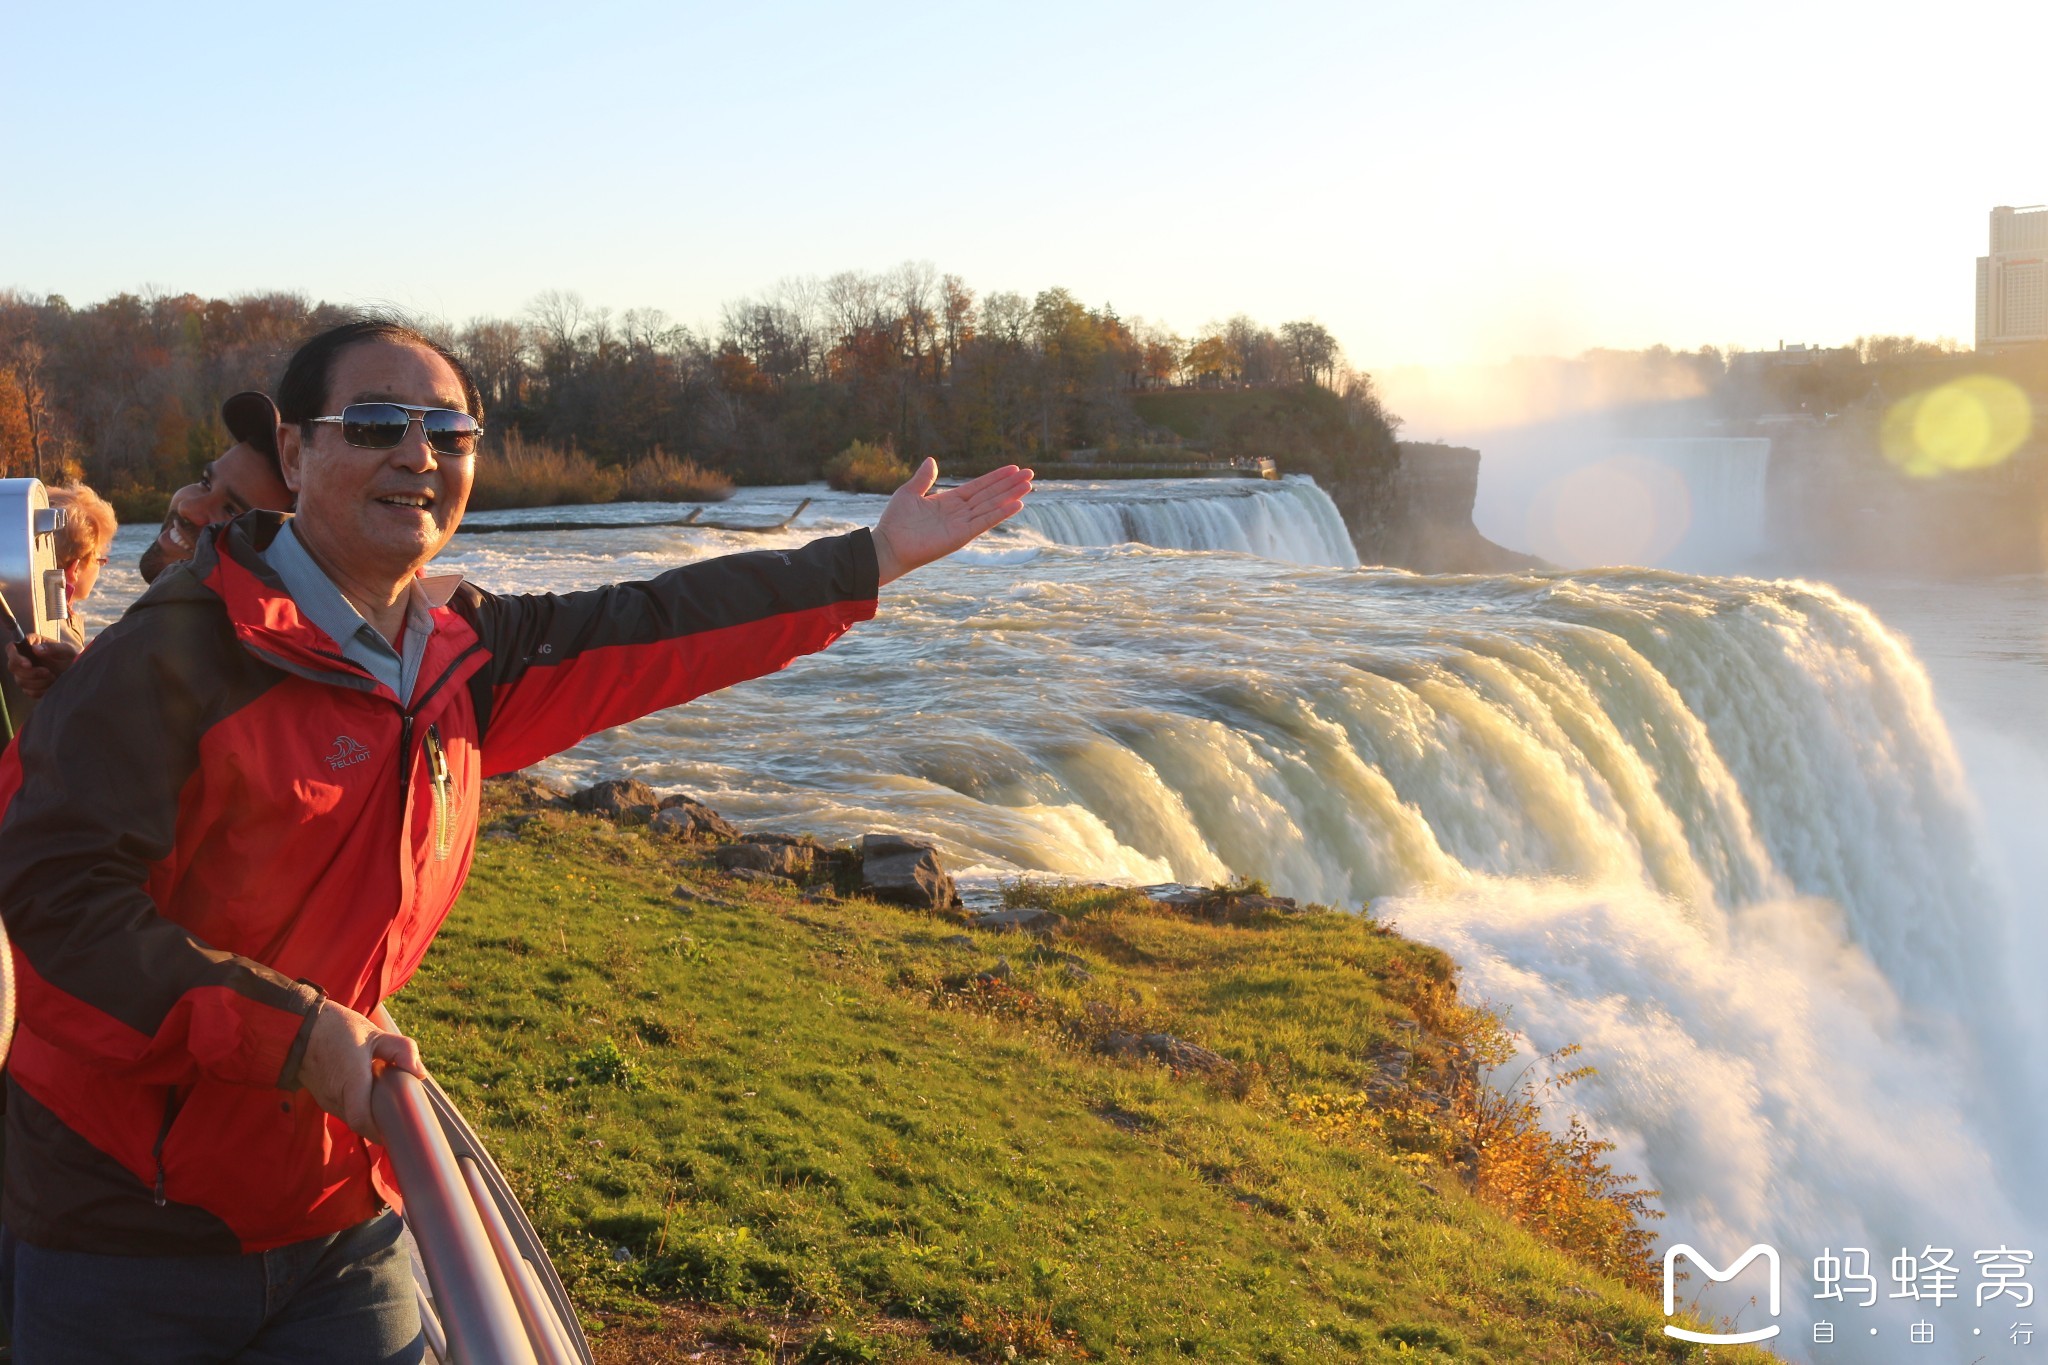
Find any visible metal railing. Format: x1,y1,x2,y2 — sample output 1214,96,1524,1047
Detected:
372,1007,592,1365
1,915,13,1067
0,892,581,1360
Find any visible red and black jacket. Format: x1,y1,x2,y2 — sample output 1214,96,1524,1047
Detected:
0,511,878,1255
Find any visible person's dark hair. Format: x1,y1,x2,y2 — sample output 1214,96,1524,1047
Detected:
275,318,485,434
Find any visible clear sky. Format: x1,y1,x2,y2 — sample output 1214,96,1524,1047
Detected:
2,0,2042,369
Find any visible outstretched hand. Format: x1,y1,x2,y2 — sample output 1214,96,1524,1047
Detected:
872,459,1033,585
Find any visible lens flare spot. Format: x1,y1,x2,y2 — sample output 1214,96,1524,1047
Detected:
1881,375,2032,478
1530,454,1692,567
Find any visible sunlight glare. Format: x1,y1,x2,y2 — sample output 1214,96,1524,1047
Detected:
1881,375,2033,478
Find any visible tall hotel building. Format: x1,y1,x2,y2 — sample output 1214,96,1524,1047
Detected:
1977,205,2048,350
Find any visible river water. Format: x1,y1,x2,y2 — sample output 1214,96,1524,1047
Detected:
93,477,2048,1360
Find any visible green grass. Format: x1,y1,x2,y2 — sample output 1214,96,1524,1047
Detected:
393,785,1770,1363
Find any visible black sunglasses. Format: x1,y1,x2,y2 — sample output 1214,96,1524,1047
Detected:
308,403,483,456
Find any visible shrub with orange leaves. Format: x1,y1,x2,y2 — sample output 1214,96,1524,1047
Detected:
1291,1019,1663,1294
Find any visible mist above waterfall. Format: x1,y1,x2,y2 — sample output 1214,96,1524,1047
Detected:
1469,427,1773,573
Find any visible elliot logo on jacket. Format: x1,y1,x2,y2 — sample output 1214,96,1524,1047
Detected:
325,736,371,770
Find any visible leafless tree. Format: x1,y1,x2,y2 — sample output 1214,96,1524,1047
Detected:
526,290,594,366
458,318,531,412
890,260,940,381
940,273,976,376
821,271,887,350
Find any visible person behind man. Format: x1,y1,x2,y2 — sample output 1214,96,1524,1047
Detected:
47,484,118,639
138,390,295,584
1,482,118,742
0,319,1031,1362
3,483,117,707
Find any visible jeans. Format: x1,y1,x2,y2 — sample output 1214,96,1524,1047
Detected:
0,1211,423,1364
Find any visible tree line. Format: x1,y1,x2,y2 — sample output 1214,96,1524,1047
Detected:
0,269,1360,505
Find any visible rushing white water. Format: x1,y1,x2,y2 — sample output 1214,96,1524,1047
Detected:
1010,475,1359,567
91,481,2045,1362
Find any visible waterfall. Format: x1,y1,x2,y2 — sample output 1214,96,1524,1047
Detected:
414,504,2039,1364
1642,436,1773,566
1000,571,1996,1000
1012,476,1359,567
552,560,2031,1363
998,569,2024,1362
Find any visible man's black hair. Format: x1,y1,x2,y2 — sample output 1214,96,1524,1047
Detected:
275,318,485,432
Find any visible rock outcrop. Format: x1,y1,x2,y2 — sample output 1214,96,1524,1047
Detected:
713,841,813,879
1096,1030,1231,1074
651,795,739,841
569,778,658,821
484,773,568,808
964,906,1063,934
1146,886,1305,925
859,833,960,912
1363,442,1544,573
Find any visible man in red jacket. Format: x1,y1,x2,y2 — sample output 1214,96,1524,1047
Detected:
0,318,1032,1362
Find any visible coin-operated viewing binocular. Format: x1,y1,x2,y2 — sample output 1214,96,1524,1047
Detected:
0,476,67,646
0,477,40,1060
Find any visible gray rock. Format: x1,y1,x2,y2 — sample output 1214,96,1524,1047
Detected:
650,797,739,841
485,772,569,808
1149,889,1302,925
1095,1028,1230,1073
714,842,809,877
859,833,959,912
940,935,977,951
741,831,821,850
1097,1029,1145,1060
1140,1032,1231,1073
966,907,1062,934
570,778,658,821
738,835,817,876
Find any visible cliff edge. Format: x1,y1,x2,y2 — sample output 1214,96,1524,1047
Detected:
1365,441,1546,573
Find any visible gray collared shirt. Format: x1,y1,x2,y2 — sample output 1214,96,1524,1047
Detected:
262,520,435,703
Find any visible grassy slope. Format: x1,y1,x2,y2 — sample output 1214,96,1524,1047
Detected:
394,787,1766,1363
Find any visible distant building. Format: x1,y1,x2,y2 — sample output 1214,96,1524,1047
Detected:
1976,205,2048,351
1728,342,1855,372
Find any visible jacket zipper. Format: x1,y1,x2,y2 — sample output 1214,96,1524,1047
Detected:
151,1088,184,1207
426,723,452,861
396,642,483,853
